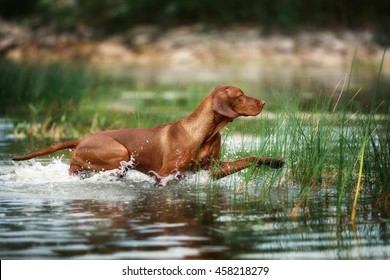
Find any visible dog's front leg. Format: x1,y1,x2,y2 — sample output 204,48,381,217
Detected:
210,156,285,180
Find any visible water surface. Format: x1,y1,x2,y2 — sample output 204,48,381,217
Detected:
0,118,389,259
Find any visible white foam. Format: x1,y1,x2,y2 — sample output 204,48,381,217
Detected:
4,157,213,188
5,157,152,186
1,151,285,200
12,157,76,184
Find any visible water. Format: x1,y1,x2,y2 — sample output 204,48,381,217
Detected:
0,119,389,259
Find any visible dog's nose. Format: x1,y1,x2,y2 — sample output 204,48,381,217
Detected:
258,100,266,107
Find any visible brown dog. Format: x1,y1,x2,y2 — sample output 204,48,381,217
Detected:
13,85,285,185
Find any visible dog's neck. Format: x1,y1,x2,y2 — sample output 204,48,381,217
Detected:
180,95,233,143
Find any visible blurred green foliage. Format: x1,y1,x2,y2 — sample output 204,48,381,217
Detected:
0,60,94,111
0,0,389,34
0,0,39,18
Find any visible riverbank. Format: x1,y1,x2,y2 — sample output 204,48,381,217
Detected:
1,19,388,77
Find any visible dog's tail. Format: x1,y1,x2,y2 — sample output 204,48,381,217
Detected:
12,140,80,161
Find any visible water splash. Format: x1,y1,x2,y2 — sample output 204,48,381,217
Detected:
11,157,77,184
0,152,278,202
5,156,154,185
2,157,214,188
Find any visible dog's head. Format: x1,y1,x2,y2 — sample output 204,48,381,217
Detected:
212,85,265,119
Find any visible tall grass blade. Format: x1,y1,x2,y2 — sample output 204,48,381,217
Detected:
352,46,387,221
336,50,358,213
371,46,387,111
351,129,370,222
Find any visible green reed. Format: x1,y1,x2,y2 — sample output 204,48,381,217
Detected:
0,60,94,109
0,59,99,138
224,76,389,218
360,47,389,210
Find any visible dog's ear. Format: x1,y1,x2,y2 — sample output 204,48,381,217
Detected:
212,88,239,119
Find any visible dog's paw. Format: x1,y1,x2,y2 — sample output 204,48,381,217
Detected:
268,158,286,169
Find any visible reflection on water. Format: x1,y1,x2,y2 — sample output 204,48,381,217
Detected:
0,174,389,259
0,120,389,260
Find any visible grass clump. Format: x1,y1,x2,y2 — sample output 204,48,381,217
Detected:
0,59,99,138
0,59,93,109
225,78,389,219
0,59,122,139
